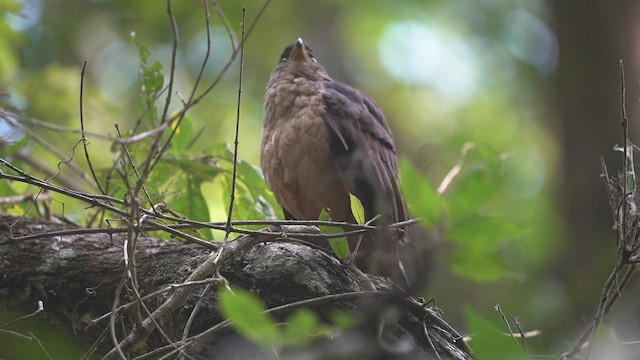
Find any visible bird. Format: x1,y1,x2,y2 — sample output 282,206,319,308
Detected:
261,38,410,289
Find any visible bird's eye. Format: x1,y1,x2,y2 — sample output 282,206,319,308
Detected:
280,57,288,63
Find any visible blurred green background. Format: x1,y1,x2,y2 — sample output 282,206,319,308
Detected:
1,0,640,358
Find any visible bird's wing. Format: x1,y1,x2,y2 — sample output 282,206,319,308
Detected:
321,81,409,243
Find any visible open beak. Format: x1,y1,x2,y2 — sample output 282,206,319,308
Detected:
289,38,313,62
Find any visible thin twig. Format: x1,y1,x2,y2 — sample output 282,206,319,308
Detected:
0,301,45,328
133,291,382,360
188,0,212,101
133,0,181,195
559,59,637,360
437,142,475,195
620,59,629,250
79,61,107,196
0,108,94,189
494,304,518,347
88,278,225,329
114,124,154,207
512,316,529,357
223,6,246,240
211,1,238,51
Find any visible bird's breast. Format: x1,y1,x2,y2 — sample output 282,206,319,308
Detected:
261,79,351,221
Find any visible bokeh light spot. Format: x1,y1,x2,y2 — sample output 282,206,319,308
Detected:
503,10,558,76
378,20,482,105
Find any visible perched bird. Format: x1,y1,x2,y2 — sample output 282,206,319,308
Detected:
261,38,410,288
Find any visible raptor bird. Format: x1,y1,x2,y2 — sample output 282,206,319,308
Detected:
261,38,410,288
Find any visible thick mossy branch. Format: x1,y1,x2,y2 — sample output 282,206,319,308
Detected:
0,215,473,360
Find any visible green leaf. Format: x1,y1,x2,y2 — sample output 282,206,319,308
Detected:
465,307,524,360
400,159,441,227
319,208,350,260
349,193,365,225
206,144,279,220
131,33,163,122
446,217,521,282
448,246,514,282
445,145,505,223
131,32,151,63
328,309,358,330
218,287,281,350
448,217,521,246
142,60,164,96
146,158,213,226
282,309,327,347
170,116,193,153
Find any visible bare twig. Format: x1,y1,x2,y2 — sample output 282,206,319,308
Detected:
494,304,518,347
223,6,246,240
437,142,475,195
211,1,238,51
133,291,382,360
0,301,45,328
79,61,107,196
558,59,639,360
0,108,94,189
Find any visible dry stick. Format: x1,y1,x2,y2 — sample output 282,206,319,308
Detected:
2,205,418,245
114,124,154,206
134,0,270,191
4,139,83,226
133,0,181,196
437,142,475,195
422,321,442,360
212,1,238,50
102,3,241,352
79,61,107,196
494,304,519,347
6,109,169,144
559,60,636,360
101,230,266,360
109,273,128,360
128,268,196,360
87,278,225,330
178,3,218,355
0,109,93,189
179,282,215,360
620,59,630,254
0,329,53,360
511,316,529,357
0,301,45,328
600,159,618,223
116,172,184,356
187,0,212,104
1,137,85,191
583,59,635,360
223,6,246,240
1,157,420,246
184,0,271,109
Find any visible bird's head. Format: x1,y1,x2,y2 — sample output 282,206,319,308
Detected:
272,38,331,81
281,38,316,63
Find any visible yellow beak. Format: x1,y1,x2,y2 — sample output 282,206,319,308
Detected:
289,38,312,62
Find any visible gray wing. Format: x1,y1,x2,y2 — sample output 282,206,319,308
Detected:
321,81,409,243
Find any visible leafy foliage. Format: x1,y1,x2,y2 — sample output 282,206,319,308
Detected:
319,208,351,260
465,307,524,360
401,145,522,282
132,32,164,122
218,287,334,350
400,158,442,227
349,193,366,225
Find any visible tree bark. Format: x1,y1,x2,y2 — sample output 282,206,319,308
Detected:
0,215,473,359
